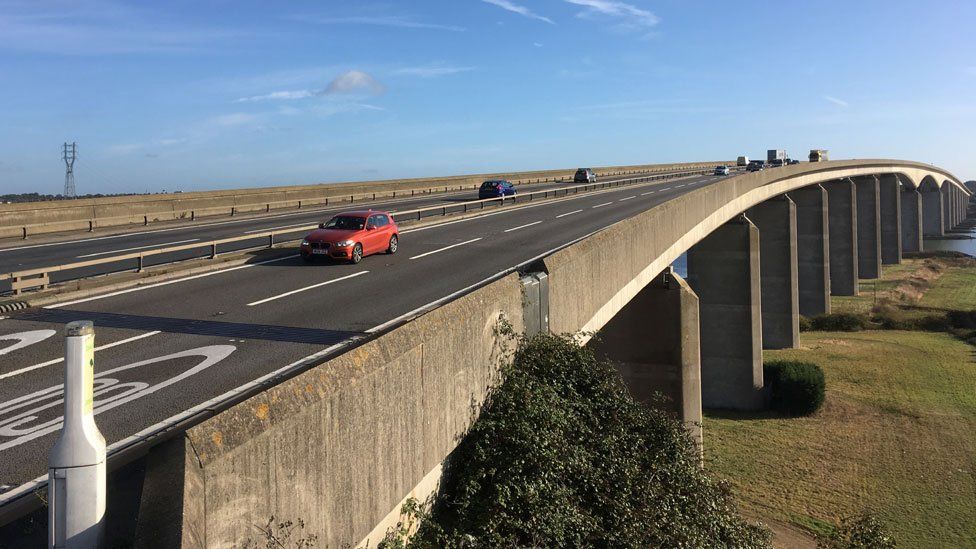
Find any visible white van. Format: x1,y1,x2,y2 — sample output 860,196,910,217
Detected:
737,156,749,166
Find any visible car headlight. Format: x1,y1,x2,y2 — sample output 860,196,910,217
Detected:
301,239,309,246
337,240,355,247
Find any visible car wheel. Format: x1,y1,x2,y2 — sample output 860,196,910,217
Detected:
387,235,398,254
351,243,363,264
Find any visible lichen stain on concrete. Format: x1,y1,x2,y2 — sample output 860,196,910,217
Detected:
211,431,223,447
254,403,270,420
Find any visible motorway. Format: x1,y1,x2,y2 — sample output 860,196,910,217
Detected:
0,173,668,291
0,170,731,494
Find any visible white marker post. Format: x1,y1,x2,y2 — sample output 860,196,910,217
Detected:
48,321,106,548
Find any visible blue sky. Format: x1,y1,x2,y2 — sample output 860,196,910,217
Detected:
1,0,974,195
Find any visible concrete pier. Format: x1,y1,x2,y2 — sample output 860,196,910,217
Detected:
878,174,902,264
589,267,702,447
922,184,944,236
942,183,953,232
747,196,799,349
687,215,764,410
901,188,923,253
825,179,859,296
788,185,831,316
854,176,882,280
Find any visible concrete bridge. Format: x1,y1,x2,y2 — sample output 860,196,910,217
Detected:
0,159,969,547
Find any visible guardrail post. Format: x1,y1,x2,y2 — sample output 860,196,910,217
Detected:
417,211,422,221
49,320,106,549
269,234,274,248
137,255,144,273
211,243,217,259
143,215,149,226
442,206,447,216
88,221,94,233
191,210,195,221
298,200,302,209
350,195,354,203
373,193,376,200
23,226,28,239
231,207,236,216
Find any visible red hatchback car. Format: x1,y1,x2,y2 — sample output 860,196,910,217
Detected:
300,210,399,264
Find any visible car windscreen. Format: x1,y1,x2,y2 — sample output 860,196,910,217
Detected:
324,216,365,230
482,181,501,188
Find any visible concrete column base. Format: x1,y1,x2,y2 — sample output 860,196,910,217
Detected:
854,176,882,279
788,185,830,316
747,196,800,349
589,267,703,449
922,186,944,236
879,174,902,264
901,189,923,253
687,215,764,411
825,179,859,295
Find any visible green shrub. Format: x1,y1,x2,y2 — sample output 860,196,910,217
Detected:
389,334,771,548
810,313,868,332
798,316,813,332
816,511,896,548
764,361,826,416
946,309,976,330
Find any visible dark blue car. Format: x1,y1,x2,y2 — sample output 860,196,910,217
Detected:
478,179,517,199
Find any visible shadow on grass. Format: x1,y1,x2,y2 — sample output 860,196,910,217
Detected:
704,408,780,421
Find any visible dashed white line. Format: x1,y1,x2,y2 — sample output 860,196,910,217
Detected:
592,202,613,208
76,239,200,258
641,191,656,195
47,254,301,308
619,196,636,202
504,221,542,233
675,184,685,188
247,271,369,306
409,237,482,260
244,224,310,234
555,209,583,219
0,331,161,380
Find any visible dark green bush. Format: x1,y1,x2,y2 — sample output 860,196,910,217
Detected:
798,315,813,332
816,511,896,548
810,313,868,332
946,309,976,330
764,361,826,416
388,334,771,548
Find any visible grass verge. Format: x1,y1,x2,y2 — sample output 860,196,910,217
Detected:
705,330,976,547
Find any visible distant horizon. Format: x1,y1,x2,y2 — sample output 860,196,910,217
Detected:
1,1,973,194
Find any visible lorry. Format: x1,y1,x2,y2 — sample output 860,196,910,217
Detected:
809,149,829,162
737,156,749,166
767,149,787,163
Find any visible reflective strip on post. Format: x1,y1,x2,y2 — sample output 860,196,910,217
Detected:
49,321,106,549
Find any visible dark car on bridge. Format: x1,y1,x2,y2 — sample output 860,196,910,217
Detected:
300,210,399,264
574,168,597,183
746,160,766,172
478,180,517,199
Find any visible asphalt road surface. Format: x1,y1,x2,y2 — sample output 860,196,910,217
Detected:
0,171,731,494
0,172,683,293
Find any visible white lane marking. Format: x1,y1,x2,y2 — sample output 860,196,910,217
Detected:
247,271,369,306
0,330,57,357
592,202,613,208
0,345,235,451
504,221,542,233
555,209,583,219
409,237,482,260
619,196,636,202
641,191,656,195
675,184,685,188
75,239,200,258
660,187,672,191
47,254,300,308
244,224,309,234
0,331,161,380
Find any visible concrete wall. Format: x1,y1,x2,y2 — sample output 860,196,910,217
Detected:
135,275,525,548
0,161,729,238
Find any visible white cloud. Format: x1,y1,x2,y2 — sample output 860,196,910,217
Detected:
564,0,659,33
393,65,474,78
823,95,850,108
289,15,464,32
236,90,315,102
482,0,555,24
325,70,385,95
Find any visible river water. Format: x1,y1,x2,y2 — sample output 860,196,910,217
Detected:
922,230,976,256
